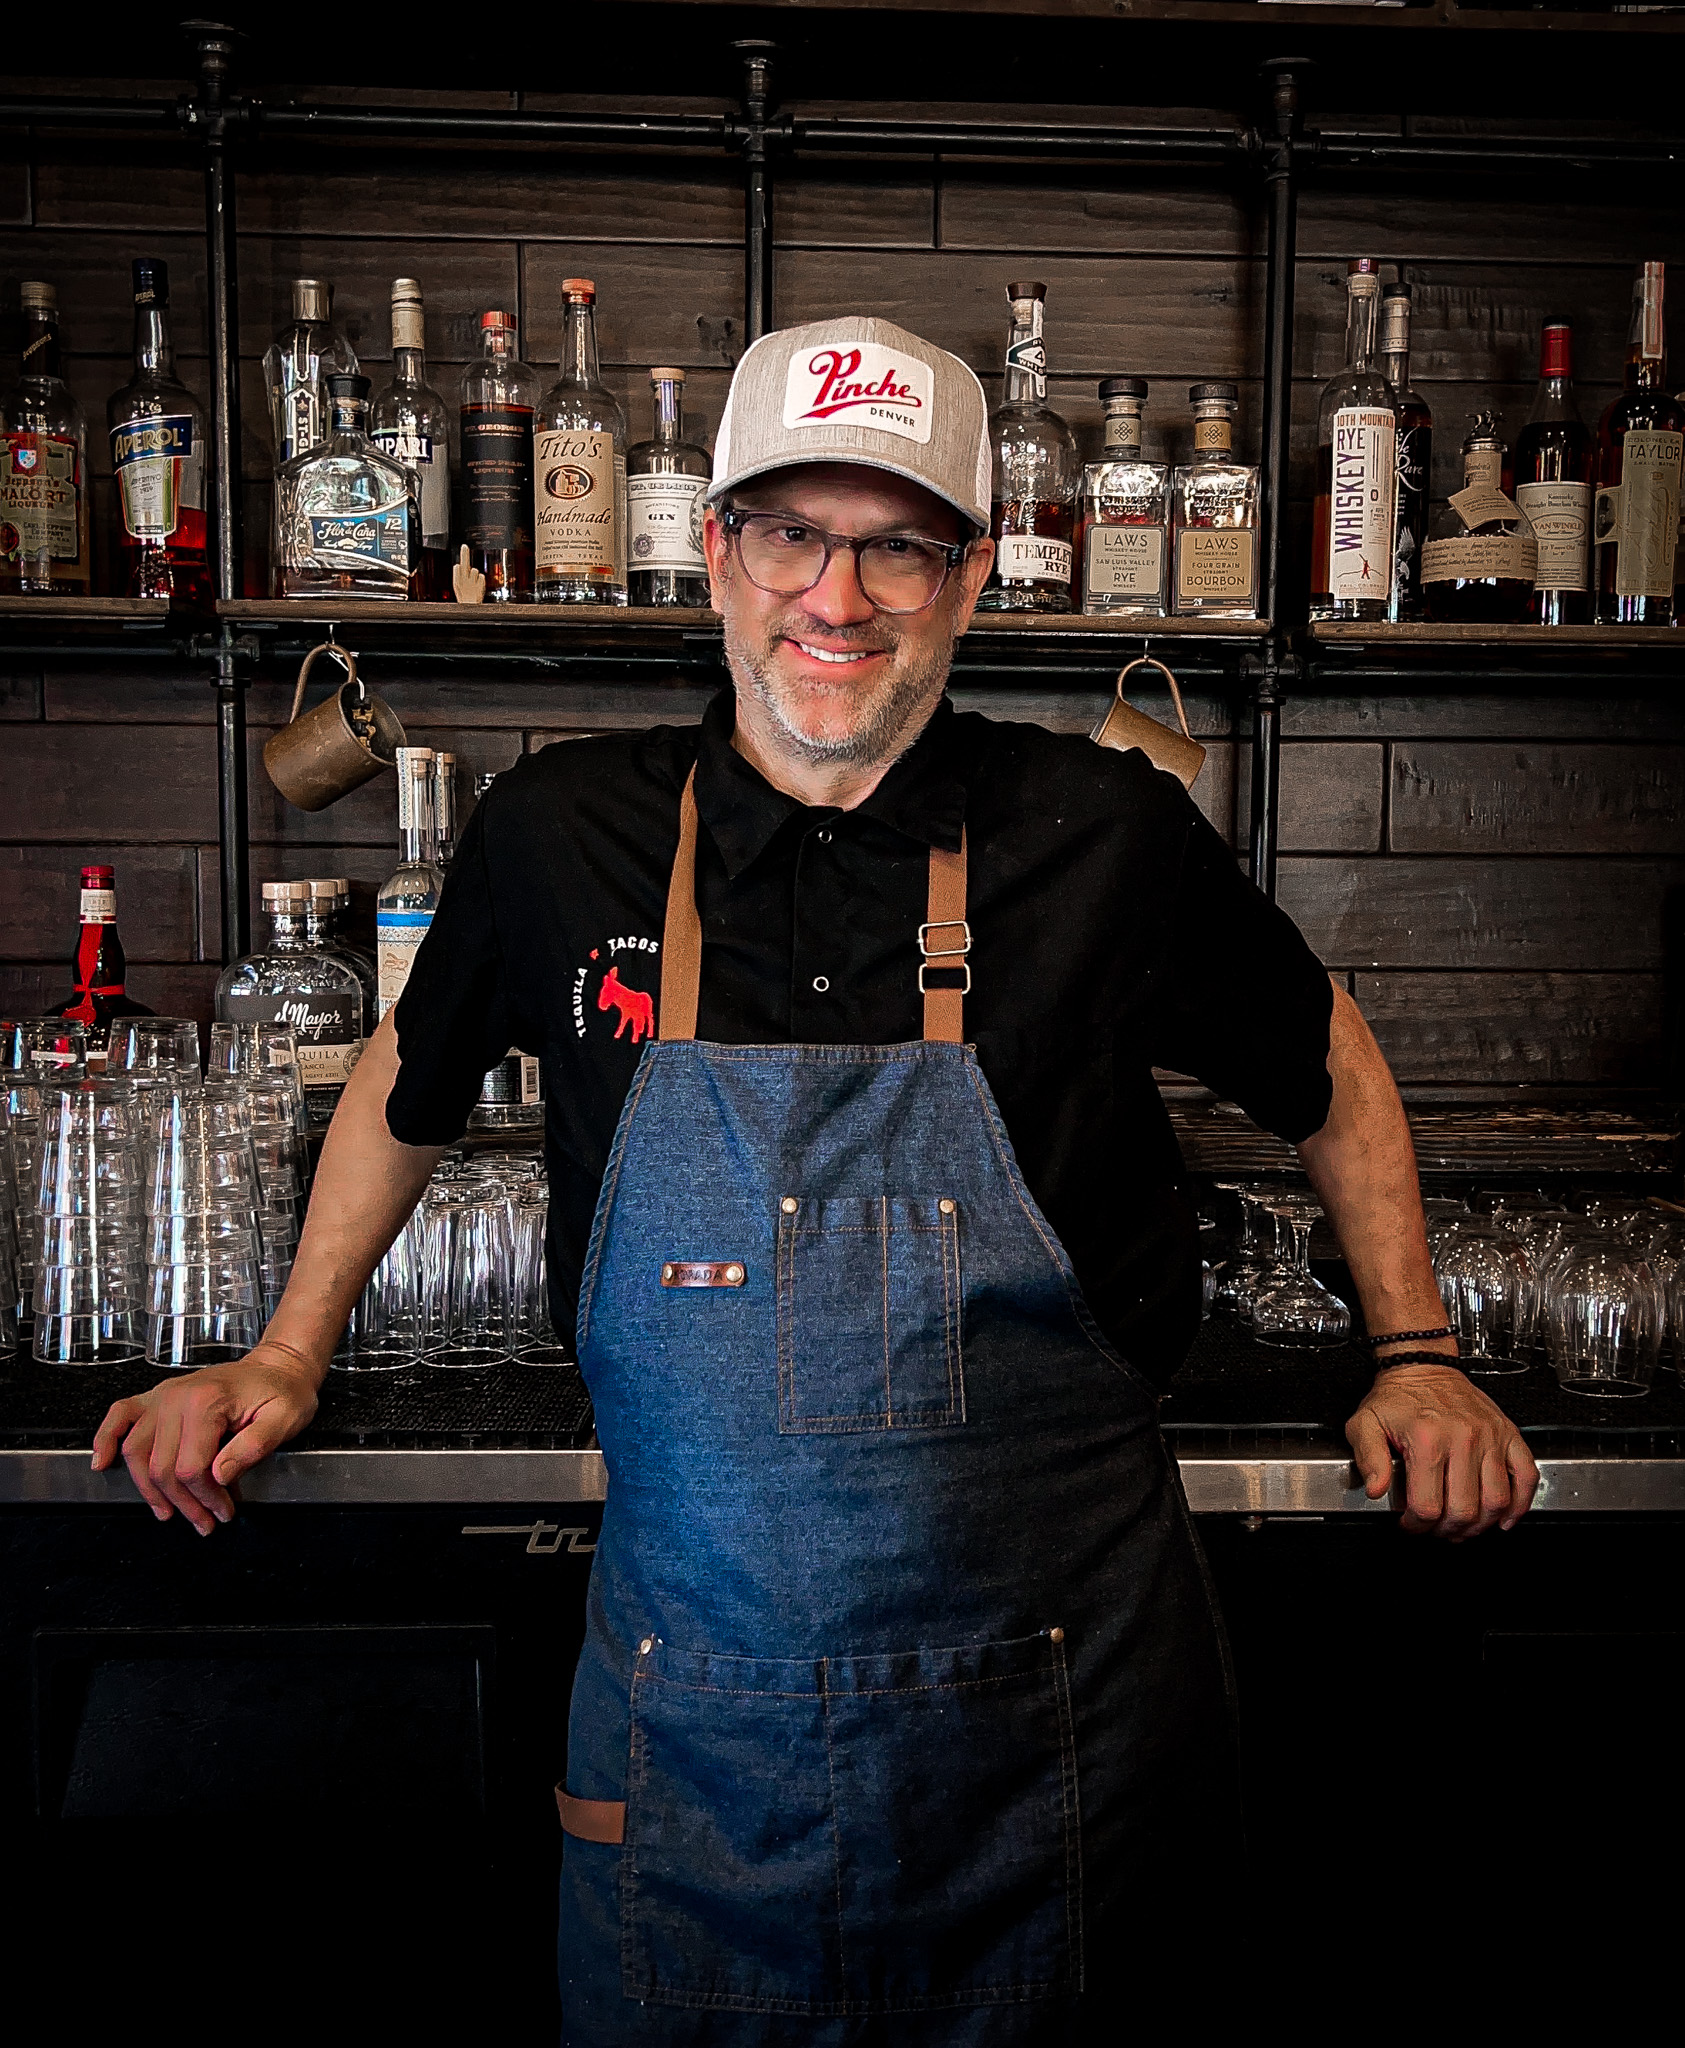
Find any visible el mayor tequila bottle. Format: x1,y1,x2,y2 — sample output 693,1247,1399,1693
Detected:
216,882,365,1126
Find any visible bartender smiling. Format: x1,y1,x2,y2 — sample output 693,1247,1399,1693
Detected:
96,318,1535,2039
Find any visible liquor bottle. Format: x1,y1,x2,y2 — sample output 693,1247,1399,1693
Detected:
215,881,365,1126
263,279,358,469
1595,262,1684,626
627,367,710,607
1420,414,1537,625
48,865,152,1053
467,768,543,1128
1171,382,1259,619
304,878,374,1034
1075,378,1168,618
0,281,90,597
461,310,538,601
272,374,419,599
535,278,627,605
370,279,452,600
1309,259,1398,622
432,752,458,868
976,282,1078,613
106,258,209,606
376,748,440,1022
1514,320,1593,626
1380,282,1432,623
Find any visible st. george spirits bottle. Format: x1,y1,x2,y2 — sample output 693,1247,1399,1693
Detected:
1420,414,1537,624
376,748,440,1022
272,374,419,599
1514,320,1592,625
106,257,209,606
0,281,90,596
216,882,365,1126
1171,382,1259,618
977,282,1078,613
264,279,358,468
1310,259,1398,621
1075,378,1168,617
1380,282,1432,622
49,865,152,1053
535,278,628,605
371,278,452,600
1595,262,1684,626
461,310,538,601
627,367,710,606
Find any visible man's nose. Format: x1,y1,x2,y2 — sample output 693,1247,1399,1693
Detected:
800,543,877,628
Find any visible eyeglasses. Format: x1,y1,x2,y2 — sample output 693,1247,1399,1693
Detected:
722,508,969,614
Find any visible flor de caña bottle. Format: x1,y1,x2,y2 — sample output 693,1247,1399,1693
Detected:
1595,261,1684,626
977,282,1078,613
1309,259,1398,622
534,278,627,605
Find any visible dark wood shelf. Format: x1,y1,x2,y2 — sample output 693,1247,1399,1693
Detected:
1310,622,1682,650
1305,619,1685,683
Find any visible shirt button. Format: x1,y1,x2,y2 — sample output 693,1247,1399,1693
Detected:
816,828,833,844
812,975,830,992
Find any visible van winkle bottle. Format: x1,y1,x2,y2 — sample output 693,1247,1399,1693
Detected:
1514,320,1592,626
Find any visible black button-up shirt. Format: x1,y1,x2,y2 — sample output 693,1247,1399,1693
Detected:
388,690,1333,1388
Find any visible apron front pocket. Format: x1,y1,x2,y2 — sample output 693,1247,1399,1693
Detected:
775,1194,963,1433
622,1630,1081,2017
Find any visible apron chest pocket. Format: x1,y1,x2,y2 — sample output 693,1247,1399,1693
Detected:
621,1630,1081,2016
775,1194,963,1433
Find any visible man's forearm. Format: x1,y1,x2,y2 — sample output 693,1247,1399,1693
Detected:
261,1014,445,1383
1295,982,1454,1354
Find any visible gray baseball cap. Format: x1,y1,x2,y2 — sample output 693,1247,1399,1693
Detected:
709,316,992,534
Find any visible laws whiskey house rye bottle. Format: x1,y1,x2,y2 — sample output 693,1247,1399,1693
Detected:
461,311,538,600
371,278,452,600
1076,378,1168,617
1310,259,1398,622
1595,261,1684,626
534,278,627,605
107,257,209,606
1514,319,1592,625
1,282,90,596
977,282,1078,613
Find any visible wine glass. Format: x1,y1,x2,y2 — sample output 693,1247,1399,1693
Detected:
1210,1182,1279,1320
1250,1196,1351,1350
1434,1222,1532,1376
1544,1238,1662,1398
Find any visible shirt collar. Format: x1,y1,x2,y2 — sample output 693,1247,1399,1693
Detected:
693,688,968,882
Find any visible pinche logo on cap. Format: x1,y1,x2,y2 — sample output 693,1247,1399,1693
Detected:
782,341,933,445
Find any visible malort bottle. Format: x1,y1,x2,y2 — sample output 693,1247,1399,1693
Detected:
534,278,627,605
0,281,90,596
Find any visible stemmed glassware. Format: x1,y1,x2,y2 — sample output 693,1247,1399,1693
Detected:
1434,1222,1532,1375
1249,1195,1352,1350
1210,1182,1288,1321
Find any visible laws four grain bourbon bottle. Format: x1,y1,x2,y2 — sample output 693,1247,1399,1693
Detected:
1514,319,1592,625
977,282,1078,612
1595,262,1684,626
1310,259,1397,622
461,311,538,601
50,865,151,1054
1170,382,1259,618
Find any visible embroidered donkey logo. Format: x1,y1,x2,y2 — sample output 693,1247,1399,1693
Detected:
598,964,654,1044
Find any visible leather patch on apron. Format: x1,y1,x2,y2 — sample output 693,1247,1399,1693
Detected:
661,1260,747,1288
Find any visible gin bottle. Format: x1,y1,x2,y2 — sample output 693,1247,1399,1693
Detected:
1309,259,1398,622
461,311,538,601
535,278,628,605
0,281,90,597
106,257,209,606
215,882,365,1126
371,278,452,600
272,374,419,599
978,281,1078,613
264,279,358,468
627,367,710,607
1171,382,1260,618
376,748,440,1021
1076,378,1168,618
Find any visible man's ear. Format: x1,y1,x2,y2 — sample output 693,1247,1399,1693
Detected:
702,505,731,613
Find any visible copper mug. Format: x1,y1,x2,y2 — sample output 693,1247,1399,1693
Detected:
1089,655,1206,791
262,642,407,813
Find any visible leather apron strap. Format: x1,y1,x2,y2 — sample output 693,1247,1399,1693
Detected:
555,1787,626,1844
658,766,968,1045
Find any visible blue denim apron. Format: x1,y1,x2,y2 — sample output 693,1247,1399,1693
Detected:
559,772,1236,2043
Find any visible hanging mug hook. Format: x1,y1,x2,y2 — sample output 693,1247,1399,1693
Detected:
1088,654,1206,791
261,640,406,813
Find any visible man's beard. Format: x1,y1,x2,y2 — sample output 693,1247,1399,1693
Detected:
723,604,957,768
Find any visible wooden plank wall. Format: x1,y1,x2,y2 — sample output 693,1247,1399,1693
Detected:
3,88,1682,1091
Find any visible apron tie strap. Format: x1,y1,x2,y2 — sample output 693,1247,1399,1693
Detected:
555,1787,626,1844
659,768,704,1042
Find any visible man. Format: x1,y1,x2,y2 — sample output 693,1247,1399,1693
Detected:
95,317,1535,2037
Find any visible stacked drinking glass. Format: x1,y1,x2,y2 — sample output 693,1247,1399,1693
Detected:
145,1089,266,1368
32,1078,148,1365
5,1019,91,1332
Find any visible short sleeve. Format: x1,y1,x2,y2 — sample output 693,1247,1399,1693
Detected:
1150,810,1334,1144
385,792,515,1146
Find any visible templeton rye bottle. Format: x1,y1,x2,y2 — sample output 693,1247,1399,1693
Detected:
978,282,1078,613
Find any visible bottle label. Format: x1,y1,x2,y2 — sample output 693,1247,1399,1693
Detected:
1462,448,1503,490
996,532,1073,585
373,428,450,546
1192,420,1232,455
1515,480,1591,593
1609,429,1683,598
79,888,117,923
1103,418,1142,454
1084,524,1164,599
1005,300,1048,402
306,506,414,574
376,909,432,1019
0,432,82,562
218,989,361,1088
479,1051,543,1107
535,427,618,575
1175,528,1256,606
1326,407,1397,603
285,387,324,467
462,406,535,552
628,473,708,572
1420,530,1537,586
111,415,200,541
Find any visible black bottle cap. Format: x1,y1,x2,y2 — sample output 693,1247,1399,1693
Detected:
1099,376,1148,400
1005,280,1047,303
132,257,169,307
1382,280,1411,301
326,374,371,402
1189,381,1238,403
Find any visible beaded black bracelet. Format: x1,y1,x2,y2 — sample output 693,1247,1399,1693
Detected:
1365,1326,1456,1350
1373,1349,1466,1373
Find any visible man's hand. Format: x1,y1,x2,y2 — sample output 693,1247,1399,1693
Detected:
1346,1362,1539,1539
91,1345,321,1536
